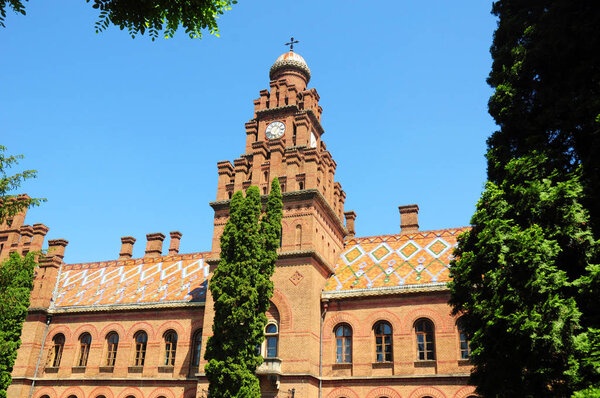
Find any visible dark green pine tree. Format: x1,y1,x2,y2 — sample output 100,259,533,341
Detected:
204,179,282,398
0,252,38,398
449,1,600,397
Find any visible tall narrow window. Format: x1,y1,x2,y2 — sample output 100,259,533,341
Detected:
164,330,178,366
457,318,470,359
265,323,278,358
50,334,65,367
295,225,302,250
191,329,203,368
134,331,148,366
415,319,435,360
374,322,393,362
106,332,119,366
78,333,92,366
335,324,352,363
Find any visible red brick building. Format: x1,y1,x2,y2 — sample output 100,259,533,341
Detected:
4,51,477,398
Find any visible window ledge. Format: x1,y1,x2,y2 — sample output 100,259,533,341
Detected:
332,363,352,370
158,365,175,373
458,359,471,366
44,366,59,374
99,366,114,373
128,366,144,373
372,362,393,369
414,360,436,367
71,366,86,373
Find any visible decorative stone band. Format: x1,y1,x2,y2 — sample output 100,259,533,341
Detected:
269,58,311,82
321,282,449,299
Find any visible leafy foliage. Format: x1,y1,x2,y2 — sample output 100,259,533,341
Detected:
0,0,237,40
0,146,44,226
450,1,600,396
0,252,38,398
205,179,282,398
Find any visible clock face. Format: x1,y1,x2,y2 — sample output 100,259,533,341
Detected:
265,121,285,140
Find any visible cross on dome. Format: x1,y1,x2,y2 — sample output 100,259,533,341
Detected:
285,36,299,52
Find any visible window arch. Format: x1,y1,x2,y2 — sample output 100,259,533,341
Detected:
49,333,65,367
334,324,352,363
191,329,203,368
374,321,392,362
96,396,106,398
77,333,92,366
133,331,148,366
164,330,178,366
457,317,471,360
415,318,435,360
67,395,77,398
106,332,119,366
265,323,278,358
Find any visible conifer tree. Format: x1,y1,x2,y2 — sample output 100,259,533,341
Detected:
449,1,600,396
0,252,37,398
205,179,282,398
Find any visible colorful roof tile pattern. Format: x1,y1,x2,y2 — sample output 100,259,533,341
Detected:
53,252,210,309
324,227,470,293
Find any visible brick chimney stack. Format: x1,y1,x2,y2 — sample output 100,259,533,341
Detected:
145,233,165,258
398,204,419,233
119,236,136,260
47,239,69,259
31,224,49,251
344,211,357,238
169,231,182,255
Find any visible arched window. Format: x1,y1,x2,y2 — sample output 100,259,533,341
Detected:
40,395,50,398
191,329,203,368
67,395,77,398
106,332,119,366
96,396,106,398
334,324,352,363
457,317,471,359
133,331,148,366
374,321,392,362
265,323,278,358
164,330,178,366
295,225,302,249
77,333,91,367
50,333,65,367
415,319,435,360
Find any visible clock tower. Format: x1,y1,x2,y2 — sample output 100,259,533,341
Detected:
203,50,351,395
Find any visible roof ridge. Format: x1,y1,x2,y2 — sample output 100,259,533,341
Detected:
346,226,471,243
64,251,211,268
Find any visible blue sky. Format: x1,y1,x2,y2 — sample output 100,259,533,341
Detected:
1,1,498,263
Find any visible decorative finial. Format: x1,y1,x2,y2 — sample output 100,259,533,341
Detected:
285,36,299,52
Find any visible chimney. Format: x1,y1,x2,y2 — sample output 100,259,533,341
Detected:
344,211,357,238
119,236,136,260
169,231,182,255
145,233,165,258
31,223,49,251
19,225,34,247
47,239,69,260
398,204,419,233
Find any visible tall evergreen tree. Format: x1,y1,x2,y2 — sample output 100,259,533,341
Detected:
450,1,600,396
204,179,282,398
0,252,37,398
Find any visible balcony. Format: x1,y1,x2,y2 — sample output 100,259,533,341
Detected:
256,358,282,389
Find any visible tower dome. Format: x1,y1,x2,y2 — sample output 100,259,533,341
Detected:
269,51,311,85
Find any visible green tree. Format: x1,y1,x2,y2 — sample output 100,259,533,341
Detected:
0,252,37,398
449,1,600,396
0,0,237,40
204,179,282,398
0,146,43,398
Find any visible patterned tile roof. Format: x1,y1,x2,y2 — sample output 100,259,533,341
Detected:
323,227,470,295
53,252,210,309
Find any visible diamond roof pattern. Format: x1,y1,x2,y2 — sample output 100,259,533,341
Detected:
53,252,210,308
324,227,470,292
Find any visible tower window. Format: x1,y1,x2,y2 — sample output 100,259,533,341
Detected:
299,181,304,190
457,317,471,359
191,329,203,368
265,323,279,358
